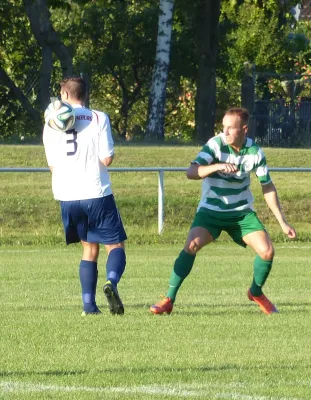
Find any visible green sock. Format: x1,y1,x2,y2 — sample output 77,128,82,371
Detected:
167,250,196,302
250,255,273,296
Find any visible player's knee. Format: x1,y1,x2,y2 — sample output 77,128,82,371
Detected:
259,244,274,261
82,242,99,261
186,240,200,255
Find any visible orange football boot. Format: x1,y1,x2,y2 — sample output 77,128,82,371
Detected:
150,297,173,315
247,289,278,314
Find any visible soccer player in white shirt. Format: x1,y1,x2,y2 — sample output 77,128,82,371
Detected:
43,76,127,316
150,107,297,316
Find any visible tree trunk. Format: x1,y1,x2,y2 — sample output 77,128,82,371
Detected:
23,0,73,110
194,0,221,144
241,63,255,139
146,0,174,141
37,45,53,110
81,72,91,108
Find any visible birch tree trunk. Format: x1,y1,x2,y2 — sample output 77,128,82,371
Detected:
195,0,221,144
146,0,174,140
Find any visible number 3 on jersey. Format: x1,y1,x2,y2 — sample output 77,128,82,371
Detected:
66,129,78,156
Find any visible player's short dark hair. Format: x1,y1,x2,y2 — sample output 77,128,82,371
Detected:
60,76,87,101
225,107,249,125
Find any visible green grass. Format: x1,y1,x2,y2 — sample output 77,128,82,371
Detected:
0,145,311,245
0,144,310,398
0,243,311,399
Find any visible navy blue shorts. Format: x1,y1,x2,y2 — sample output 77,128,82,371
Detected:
60,195,127,245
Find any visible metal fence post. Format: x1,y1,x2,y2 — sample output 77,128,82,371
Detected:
158,170,164,234
1,167,311,234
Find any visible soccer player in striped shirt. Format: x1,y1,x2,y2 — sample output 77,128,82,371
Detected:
43,76,127,316
150,107,296,315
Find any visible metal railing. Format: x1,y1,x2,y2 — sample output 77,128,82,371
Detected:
1,167,311,234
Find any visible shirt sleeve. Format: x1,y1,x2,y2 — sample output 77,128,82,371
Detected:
42,124,61,167
192,139,217,166
97,112,114,159
255,148,272,185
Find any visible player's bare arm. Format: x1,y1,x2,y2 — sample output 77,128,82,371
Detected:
100,155,114,167
187,162,238,180
262,182,297,239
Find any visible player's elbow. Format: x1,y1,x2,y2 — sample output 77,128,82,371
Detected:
186,164,199,180
186,169,192,179
100,155,114,166
261,181,275,195
186,171,195,180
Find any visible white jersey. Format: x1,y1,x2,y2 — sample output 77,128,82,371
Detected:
43,105,114,201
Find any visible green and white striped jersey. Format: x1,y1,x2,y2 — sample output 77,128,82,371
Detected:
193,133,272,214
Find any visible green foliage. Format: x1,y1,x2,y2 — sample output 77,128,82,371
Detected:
1,0,311,142
217,0,307,107
0,0,41,139
0,90,35,140
0,86,19,139
0,1,36,74
165,78,196,142
50,0,158,138
264,20,311,101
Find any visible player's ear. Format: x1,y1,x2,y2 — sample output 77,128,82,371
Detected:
60,90,68,100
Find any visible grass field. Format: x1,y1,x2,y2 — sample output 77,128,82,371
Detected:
1,145,311,244
1,144,311,399
1,243,311,399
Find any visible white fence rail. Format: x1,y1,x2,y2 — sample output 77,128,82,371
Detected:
1,167,311,234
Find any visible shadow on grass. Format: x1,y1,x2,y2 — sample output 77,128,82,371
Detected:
1,362,311,378
0,370,85,377
4,301,311,315
135,301,311,316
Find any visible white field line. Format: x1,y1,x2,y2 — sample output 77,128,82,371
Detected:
0,381,303,400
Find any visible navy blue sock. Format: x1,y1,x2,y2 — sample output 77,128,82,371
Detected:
106,248,126,287
79,260,98,312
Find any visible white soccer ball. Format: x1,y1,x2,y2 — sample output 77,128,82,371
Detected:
44,100,75,131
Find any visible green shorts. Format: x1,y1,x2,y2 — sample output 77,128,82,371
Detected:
191,208,265,247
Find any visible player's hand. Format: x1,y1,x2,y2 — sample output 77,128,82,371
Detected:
217,163,238,174
281,223,297,239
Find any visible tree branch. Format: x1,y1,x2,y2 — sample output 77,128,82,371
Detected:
23,0,73,77
0,64,41,122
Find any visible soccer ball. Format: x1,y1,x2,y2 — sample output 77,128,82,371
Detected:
44,100,75,131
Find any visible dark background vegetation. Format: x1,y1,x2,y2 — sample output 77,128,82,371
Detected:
1,1,311,146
